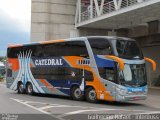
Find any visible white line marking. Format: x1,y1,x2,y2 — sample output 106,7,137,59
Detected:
135,111,160,115
58,109,112,118
11,99,94,109
10,98,65,120
63,108,147,115
39,106,57,110
65,109,111,115
39,105,70,110
58,108,148,118
10,98,50,114
10,98,148,112
12,97,160,118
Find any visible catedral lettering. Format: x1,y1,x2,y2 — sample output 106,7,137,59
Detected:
35,59,63,66
6,36,157,103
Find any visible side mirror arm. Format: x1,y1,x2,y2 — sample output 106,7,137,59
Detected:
106,55,124,70
144,57,156,71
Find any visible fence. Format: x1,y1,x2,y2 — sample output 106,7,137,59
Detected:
77,0,150,23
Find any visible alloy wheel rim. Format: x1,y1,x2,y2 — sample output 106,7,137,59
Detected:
19,84,23,93
28,85,33,94
89,90,96,100
74,88,82,99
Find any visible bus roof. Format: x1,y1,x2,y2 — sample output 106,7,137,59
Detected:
87,36,135,41
8,36,135,48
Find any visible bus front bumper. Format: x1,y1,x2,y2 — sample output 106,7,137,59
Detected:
116,94,147,102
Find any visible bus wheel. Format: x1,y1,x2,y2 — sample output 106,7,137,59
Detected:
26,83,34,95
71,86,83,101
86,87,97,103
17,82,24,94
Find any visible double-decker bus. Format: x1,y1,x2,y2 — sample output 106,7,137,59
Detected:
6,36,156,102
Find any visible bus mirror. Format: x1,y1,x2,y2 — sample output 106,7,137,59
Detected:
106,55,124,71
144,57,156,71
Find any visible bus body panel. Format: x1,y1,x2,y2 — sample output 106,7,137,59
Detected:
7,56,92,96
6,36,149,102
115,59,147,101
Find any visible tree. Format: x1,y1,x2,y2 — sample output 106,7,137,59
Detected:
0,56,6,62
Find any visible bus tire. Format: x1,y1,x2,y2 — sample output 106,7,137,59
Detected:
26,83,34,95
85,87,97,103
17,82,25,94
71,86,83,101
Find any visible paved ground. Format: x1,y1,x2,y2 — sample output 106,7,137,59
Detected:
0,82,160,120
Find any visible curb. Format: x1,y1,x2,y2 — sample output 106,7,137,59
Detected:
149,87,160,90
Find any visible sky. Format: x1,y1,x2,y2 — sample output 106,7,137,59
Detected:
0,0,31,56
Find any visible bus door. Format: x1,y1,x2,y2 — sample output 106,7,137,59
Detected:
77,58,93,91
102,66,117,100
102,55,125,101
95,57,117,100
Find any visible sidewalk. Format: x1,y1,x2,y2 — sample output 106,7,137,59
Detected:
149,87,160,95
0,79,6,85
143,88,160,109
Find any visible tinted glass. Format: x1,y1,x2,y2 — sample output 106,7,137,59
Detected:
116,40,143,59
98,67,117,83
88,38,112,55
119,64,147,87
7,41,89,58
7,45,37,58
44,41,89,57
31,67,93,81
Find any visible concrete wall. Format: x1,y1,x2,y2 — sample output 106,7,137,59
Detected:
31,0,77,42
78,28,108,36
114,21,160,87
142,46,160,86
31,0,111,42
31,1,160,87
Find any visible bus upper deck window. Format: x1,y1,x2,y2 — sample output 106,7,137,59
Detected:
88,38,113,55
116,40,143,59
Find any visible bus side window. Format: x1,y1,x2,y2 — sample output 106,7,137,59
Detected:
106,68,115,81
42,41,89,58
7,47,19,58
64,41,89,57
34,46,44,57
99,67,117,83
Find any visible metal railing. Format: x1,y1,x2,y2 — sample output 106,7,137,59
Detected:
79,0,150,24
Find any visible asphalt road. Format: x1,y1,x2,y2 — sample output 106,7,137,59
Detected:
0,82,160,120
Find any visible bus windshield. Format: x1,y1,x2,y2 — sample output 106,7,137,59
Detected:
116,40,143,59
119,64,147,87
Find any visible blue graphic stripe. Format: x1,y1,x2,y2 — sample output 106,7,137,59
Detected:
94,55,115,68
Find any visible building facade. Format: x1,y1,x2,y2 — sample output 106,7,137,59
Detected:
31,0,160,87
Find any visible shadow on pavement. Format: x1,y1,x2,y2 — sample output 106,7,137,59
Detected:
29,93,143,107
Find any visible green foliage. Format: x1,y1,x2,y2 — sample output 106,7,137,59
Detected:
0,56,6,62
